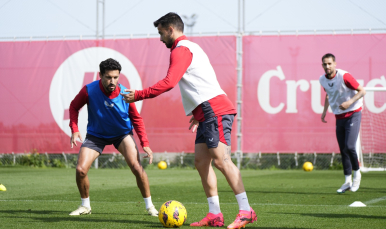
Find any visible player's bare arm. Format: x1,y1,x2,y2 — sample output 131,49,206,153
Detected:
71,132,83,148
339,85,366,110
121,89,136,103
321,94,329,123
189,116,199,133
142,146,153,164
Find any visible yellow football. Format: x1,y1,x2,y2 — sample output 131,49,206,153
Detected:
159,200,187,228
158,161,167,170
303,162,313,172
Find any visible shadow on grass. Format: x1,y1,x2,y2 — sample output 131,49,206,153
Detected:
0,209,158,217
358,187,386,194
0,211,160,227
273,212,386,220
218,190,336,195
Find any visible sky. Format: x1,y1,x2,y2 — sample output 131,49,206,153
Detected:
0,0,386,40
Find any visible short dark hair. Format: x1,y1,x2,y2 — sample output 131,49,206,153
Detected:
153,12,184,32
99,58,121,75
322,53,335,62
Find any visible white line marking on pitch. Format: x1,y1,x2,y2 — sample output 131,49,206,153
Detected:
364,196,386,205
0,199,384,208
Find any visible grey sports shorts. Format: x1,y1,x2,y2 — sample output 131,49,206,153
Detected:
81,133,131,154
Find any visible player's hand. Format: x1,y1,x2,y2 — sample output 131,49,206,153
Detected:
189,116,199,133
321,112,327,123
71,132,83,148
143,146,153,164
339,101,351,110
121,89,136,103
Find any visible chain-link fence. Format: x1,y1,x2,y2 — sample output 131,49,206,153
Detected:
0,152,355,170
1,152,385,170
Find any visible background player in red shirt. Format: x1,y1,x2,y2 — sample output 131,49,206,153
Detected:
319,53,366,193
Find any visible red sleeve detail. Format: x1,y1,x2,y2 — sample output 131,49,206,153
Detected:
343,73,360,90
129,103,149,147
135,46,192,101
69,86,88,133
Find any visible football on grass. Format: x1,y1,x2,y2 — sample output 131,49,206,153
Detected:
158,200,187,228
303,162,313,172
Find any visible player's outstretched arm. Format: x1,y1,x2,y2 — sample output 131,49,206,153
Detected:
143,146,153,164
321,94,329,123
121,46,192,104
71,132,83,148
189,116,199,133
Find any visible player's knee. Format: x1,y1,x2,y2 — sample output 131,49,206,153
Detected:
76,166,88,177
345,144,356,153
128,162,142,174
194,157,206,169
212,159,225,171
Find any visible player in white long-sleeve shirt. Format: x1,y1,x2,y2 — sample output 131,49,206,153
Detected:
122,12,257,229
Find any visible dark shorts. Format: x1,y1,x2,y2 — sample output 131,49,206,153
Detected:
195,114,235,149
81,133,131,154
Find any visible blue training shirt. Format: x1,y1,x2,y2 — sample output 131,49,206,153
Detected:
86,80,133,138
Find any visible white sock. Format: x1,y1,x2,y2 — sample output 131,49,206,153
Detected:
207,196,221,214
235,192,250,211
353,170,361,180
345,175,352,184
81,197,90,208
144,196,154,209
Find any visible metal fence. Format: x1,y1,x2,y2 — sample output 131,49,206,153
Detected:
3,152,384,170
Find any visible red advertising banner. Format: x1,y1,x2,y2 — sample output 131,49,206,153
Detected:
0,36,237,153
243,34,386,153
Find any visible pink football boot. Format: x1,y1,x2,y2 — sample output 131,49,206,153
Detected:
227,207,257,229
190,212,224,227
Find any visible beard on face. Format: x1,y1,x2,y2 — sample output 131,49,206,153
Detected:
165,41,173,48
107,84,115,92
163,33,173,48
102,82,115,93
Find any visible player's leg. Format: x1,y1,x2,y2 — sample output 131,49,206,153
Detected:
191,128,224,227
201,114,256,228
117,134,157,216
70,137,101,215
209,141,257,229
344,112,362,192
210,142,245,194
336,118,352,193
76,147,100,198
195,143,218,198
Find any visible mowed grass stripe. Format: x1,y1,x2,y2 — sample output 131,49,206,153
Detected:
1,199,386,208
0,168,385,228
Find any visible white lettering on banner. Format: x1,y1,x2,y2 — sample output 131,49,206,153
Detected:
258,66,285,114
49,47,143,138
310,80,332,114
364,76,386,114
285,80,309,113
257,67,384,114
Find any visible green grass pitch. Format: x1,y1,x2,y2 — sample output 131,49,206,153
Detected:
0,167,385,228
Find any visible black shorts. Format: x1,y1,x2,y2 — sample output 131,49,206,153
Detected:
195,114,235,149
81,133,131,154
